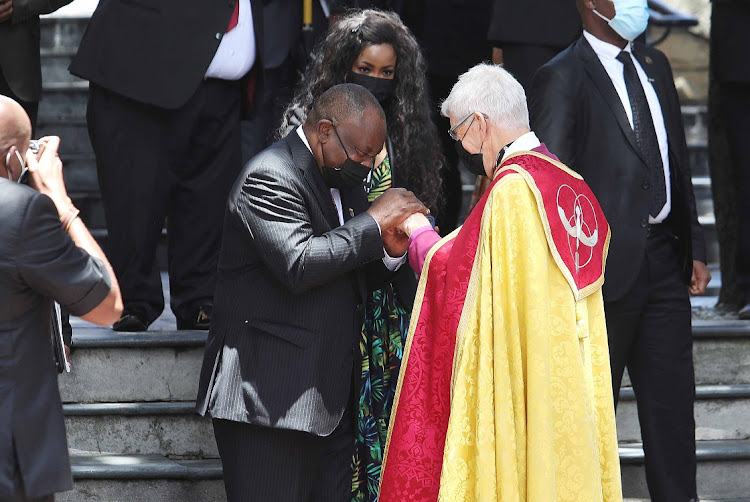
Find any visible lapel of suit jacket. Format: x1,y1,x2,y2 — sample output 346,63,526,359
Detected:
286,130,341,229
631,46,682,165
576,36,649,167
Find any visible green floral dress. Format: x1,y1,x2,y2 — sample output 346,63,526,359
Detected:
351,154,411,502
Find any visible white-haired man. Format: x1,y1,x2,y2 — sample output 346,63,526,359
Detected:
378,63,623,501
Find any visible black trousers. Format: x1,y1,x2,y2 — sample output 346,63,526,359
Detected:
0,66,38,133
501,43,567,93
719,81,750,300
86,80,242,324
213,405,354,502
241,57,298,165
605,227,697,501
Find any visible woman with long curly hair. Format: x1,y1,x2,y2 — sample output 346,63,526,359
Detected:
279,10,445,501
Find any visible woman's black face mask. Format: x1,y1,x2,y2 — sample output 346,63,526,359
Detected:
346,71,395,104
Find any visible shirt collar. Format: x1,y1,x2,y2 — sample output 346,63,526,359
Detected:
296,126,313,154
501,131,541,163
583,30,632,60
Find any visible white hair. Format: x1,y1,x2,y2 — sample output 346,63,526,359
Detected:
440,63,529,132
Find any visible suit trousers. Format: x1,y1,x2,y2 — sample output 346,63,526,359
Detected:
719,82,750,300
0,66,38,132
212,403,355,502
605,226,697,501
86,80,242,325
501,43,567,93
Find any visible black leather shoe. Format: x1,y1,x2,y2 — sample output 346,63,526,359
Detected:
177,304,212,330
113,311,149,332
739,304,750,320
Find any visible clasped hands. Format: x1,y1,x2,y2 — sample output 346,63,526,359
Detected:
366,188,434,257
0,0,13,22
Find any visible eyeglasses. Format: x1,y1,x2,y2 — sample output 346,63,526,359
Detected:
4,148,28,184
448,112,488,141
328,120,377,169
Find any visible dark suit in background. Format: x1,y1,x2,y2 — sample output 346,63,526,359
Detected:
0,180,111,500
0,0,73,130
488,0,580,91
197,130,392,501
712,0,750,308
241,0,327,163
69,0,264,329
531,36,706,501
400,0,492,232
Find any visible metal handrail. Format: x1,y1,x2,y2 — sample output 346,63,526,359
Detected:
647,0,699,46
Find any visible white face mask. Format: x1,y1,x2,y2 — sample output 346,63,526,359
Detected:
593,0,650,42
4,149,28,183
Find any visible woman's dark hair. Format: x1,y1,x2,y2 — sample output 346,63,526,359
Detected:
279,9,444,213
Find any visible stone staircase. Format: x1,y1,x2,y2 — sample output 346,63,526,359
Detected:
39,14,748,502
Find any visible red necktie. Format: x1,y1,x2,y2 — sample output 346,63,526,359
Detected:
227,2,239,32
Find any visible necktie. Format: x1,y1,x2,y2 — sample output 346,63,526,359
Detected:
616,50,667,217
227,2,239,32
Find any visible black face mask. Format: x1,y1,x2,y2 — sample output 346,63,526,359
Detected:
454,118,486,176
346,71,395,104
455,140,486,177
321,125,372,190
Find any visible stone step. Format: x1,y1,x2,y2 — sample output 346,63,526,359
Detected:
40,48,84,86
59,454,223,502
38,84,88,122
40,16,88,52
64,402,217,458
617,384,750,443
621,440,750,499
36,118,91,155
63,319,750,404
61,330,206,403
56,441,750,501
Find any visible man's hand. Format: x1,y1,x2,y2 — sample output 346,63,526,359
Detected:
689,260,711,296
0,0,13,22
383,227,408,257
367,188,429,233
25,136,72,217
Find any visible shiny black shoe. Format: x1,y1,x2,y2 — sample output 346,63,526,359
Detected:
112,311,149,332
739,304,750,320
177,304,212,330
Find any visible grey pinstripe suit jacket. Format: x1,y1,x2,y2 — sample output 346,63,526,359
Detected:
197,131,391,436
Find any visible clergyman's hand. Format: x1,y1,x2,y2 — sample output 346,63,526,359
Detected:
689,260,711,296
367,188,428,233
0,0,13,22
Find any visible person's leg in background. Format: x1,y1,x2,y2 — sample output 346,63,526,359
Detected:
628,231,697,502
87,84,170,330
167,79,242,329
720,82,750,316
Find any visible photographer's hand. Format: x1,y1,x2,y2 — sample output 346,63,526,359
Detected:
25,136,71,217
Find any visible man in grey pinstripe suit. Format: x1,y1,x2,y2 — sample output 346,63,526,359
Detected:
197,84,428,502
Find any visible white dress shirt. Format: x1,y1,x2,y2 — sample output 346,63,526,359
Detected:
296,127,405,271
583,31,671,223
205,0,256,81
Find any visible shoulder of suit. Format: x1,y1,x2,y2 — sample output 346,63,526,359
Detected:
633,42,669,67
